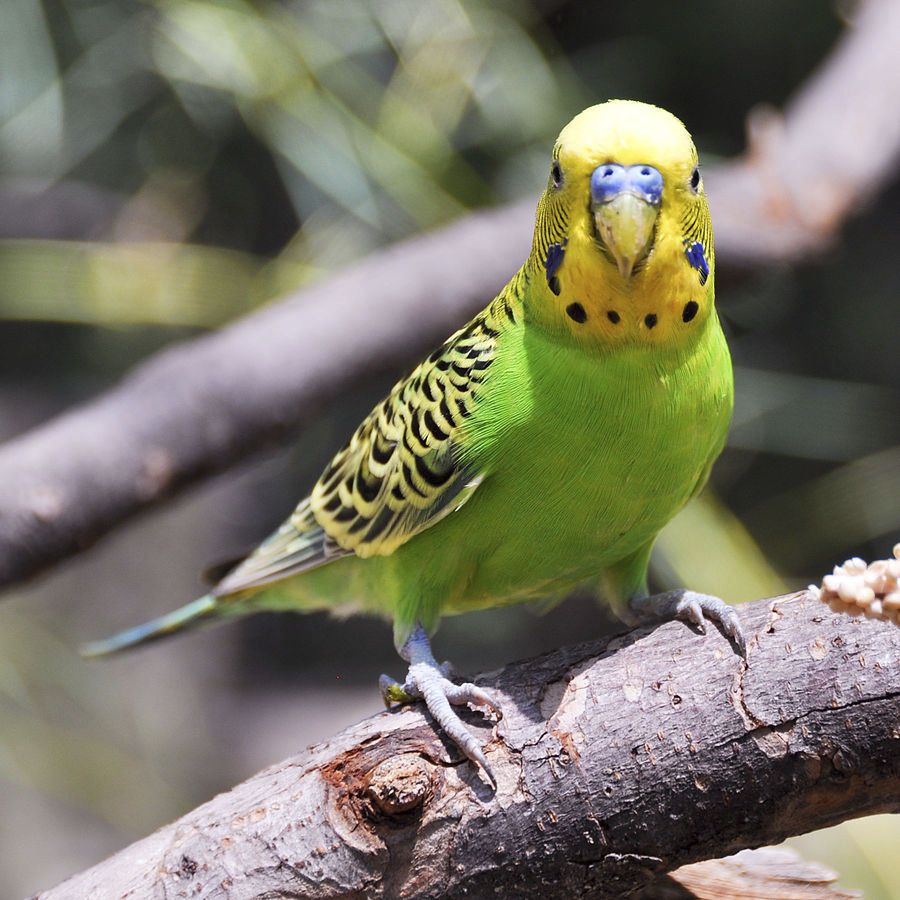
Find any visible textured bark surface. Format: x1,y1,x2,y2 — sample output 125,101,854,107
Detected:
37,592,900,899
2,0,900,591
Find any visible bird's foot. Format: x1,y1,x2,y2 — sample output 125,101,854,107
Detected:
630,589,747,658
380,626,501,786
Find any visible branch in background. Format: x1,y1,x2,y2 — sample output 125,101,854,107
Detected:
2,0,900,591
36,594,898,898
0,180,122,240
706,0,900,266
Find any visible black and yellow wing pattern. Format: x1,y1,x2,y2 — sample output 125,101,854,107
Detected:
212,301,512,597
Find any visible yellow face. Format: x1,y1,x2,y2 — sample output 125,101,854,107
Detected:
528,100,714,350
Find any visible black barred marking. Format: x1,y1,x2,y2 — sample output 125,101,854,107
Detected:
456,398,469,418
348,514,372,534
473,357,491,370
548,276,561,296
439,397,456,428
320,460,343,489
502,299,517,323
323,493,342,512
607,310,620,324
333,505,358,522
415,454,455,487
645,313,658,329
364,506,395,542
401,430,417,457
421,377,435,402
682,300,699,323
411,410,426,445
402,463,428,498
451,362,470,378
566,302,587,324
391,484,405,501
356,471,382,502
371,438,395,465
423,409,449,440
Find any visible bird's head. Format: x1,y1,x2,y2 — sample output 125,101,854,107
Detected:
529,100,714,347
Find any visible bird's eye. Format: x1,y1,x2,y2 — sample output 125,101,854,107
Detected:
690,167,701,192
551,161,563,188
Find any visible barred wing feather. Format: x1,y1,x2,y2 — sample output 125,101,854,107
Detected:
212,308,503,597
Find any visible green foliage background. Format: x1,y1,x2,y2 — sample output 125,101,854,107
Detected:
0,1,897,894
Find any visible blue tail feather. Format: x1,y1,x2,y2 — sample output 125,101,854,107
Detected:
80,595,219,658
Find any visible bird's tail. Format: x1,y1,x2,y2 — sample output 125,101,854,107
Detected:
80,594,221,658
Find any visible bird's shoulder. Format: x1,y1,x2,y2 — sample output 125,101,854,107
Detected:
307,294,514,556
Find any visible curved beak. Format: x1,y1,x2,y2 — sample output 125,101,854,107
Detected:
590,164,663,280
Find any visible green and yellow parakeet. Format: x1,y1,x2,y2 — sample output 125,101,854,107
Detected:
85,100,743,784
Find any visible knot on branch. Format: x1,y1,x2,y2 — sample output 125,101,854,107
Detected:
365,752,434,816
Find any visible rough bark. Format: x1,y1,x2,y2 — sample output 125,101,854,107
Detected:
2,0,900,591
37,592,900,899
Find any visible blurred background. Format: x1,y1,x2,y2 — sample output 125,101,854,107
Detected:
0,1,898,896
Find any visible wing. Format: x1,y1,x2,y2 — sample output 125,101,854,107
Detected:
212,308,502,597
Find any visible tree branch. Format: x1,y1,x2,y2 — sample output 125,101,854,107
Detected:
36,593,900,898
3,0,900,591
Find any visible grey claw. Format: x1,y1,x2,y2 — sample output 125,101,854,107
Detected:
386,625,501,787
632,589,747,658
446,682,503,719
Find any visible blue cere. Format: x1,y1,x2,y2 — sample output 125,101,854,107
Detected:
590,164,664,205
684,241,710,282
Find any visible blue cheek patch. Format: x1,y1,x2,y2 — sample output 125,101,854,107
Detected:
544,239,567,296
684,241,709,285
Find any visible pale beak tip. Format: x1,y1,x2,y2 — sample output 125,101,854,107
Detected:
617,257,635,280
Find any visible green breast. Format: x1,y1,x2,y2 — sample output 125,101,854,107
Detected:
437,311,734,611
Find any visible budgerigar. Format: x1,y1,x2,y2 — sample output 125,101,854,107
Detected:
85,100,744,784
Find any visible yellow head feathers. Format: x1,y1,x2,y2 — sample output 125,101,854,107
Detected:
556,101,698,183
528,100,714,349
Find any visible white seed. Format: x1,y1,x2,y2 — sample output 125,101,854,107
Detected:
853,586,875,607
893,543,900,560
864,570,885,592
882,592,900,611
823,575,841,593
869,599,883,617
838,577,860,602
845,557,867,574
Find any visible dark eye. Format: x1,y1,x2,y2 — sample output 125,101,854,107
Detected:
551,161,563,188
690,167,701,191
